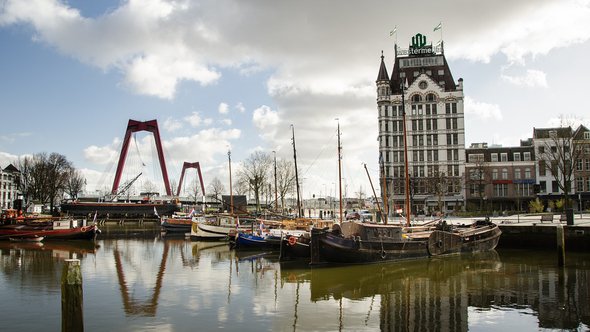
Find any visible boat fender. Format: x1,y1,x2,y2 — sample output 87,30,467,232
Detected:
288,236,297,246
81,226,88,232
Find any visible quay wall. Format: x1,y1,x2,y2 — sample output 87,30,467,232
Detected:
498,224,590,251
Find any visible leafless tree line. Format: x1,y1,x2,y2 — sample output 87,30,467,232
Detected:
15,152,85,214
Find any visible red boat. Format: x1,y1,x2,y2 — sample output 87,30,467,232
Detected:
0,220,100,241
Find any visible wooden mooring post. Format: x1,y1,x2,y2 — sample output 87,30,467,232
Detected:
556,224,565,267
62,259,83,332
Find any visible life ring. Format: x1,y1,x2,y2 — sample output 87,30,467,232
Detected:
288,236,297,246
81,226,88,232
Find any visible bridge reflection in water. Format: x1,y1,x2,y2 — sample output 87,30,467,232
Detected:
1,239,588,331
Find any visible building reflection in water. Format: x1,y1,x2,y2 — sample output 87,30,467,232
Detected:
1,239,589,330
279,250,589,331
0,241,99,288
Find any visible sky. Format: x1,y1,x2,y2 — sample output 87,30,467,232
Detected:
1,0,590,200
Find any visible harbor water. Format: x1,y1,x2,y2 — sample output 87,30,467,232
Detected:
0,235,589,331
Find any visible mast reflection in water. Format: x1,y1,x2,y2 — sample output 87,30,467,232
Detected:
0,238,588,331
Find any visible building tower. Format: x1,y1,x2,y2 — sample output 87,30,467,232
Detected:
376,33,465,216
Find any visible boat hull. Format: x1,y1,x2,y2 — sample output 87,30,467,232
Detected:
279,234,311,261
0,224,100,241
310,221,501,265
232,233,281,249
160,218,192,233
61,201,179,218
189,215,254,241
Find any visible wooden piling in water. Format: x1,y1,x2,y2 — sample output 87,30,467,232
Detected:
62,259,83,332
556,224,565,267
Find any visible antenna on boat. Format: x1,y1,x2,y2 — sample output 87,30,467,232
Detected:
291,125,302,218
337,119,343,224
401,78,411,227
364,163,386,224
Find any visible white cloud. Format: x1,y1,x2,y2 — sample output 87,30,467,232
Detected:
184,112,203,128
501,69,547,88
3,0,588,101
464,97,503,121
163,117,183,132
252,105,279,130
83,138,120,165
218,102,229,114
0,151,20,167
221,119,232,126
235,102,245,113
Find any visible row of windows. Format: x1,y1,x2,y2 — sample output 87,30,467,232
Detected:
384,163,462,178
1,183,14,190
469,183,534,197
378,103,459,117
380,118,460,133
469,168,533,180
399,56,445,69
468,152,532,163
389,178,462,196
381,134,444,148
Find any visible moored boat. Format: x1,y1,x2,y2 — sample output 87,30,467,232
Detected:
0,219,100,241
232,227,309,250
190,214,254,241
309,219,501,265
60,200,179,218
279,232,312,261
160,211,198,233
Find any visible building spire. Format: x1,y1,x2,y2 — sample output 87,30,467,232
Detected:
376,50,390,82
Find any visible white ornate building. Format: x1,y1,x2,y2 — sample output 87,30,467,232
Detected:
376,34,465,215
1,164,20,210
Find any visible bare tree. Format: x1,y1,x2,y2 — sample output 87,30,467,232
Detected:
142,180,157,194
208,177,225,201
537,125,582,209
14,156,33,208
65,168,86,200
275,159,296,212
464,159,491,211
238,151,272,212
20,152,72,215
426,170,449,213
233,177,249,196
186,177,202,203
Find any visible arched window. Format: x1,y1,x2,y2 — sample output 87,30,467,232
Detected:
412,94,422,103
426,93,437,102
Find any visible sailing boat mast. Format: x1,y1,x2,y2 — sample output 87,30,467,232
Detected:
380,156,389,224
364,163,385,223
228,150,234,215
291,125,302,217
401,79,411,227
273,151,278,211
337,120,343,224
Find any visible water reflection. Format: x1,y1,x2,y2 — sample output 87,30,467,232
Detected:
0,241,99,288
277,250,589,331
1,238,589,331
